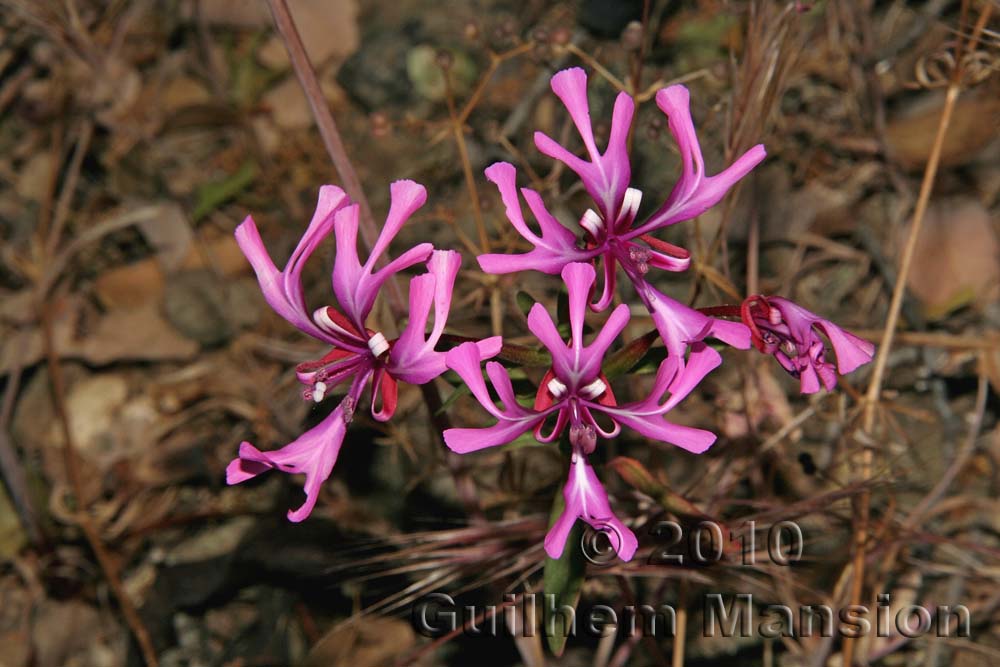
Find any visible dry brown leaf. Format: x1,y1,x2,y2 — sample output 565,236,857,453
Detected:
0,299,199,376
199,0,359,67
886,93,1000,171
903,198,1000,320
134,202,194,273
304,616,418,667
94,234,248,309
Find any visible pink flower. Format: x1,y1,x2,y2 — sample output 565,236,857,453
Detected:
443,263,722,559
741,295,875,394
545,450,638,561
227,181,501,521
478,68,766,360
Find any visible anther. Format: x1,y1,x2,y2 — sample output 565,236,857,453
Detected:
367,332,389,357
580,209,603,239
312,381,327,403
628,246,650,275
580,378,607,399
547,377,568,398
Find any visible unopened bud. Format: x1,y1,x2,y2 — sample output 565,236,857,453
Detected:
570,423,598,453
621,21,643,52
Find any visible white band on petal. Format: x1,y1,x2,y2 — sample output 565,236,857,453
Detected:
547,377,568,398
580,209,603,239
314,307,352,337
367,332,389,357
580,378,607,399
312,381,327,403
618,187,642,224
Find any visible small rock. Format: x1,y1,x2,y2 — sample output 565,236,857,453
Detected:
405,45,477,102
257,0,360,70
161,76,212,114
578,0,644,39
338,28,418,110
886,92,1000,171
904,198,999,320
263,68,347,130
163,270,258,346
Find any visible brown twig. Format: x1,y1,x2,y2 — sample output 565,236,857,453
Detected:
841,5,993,665
40,300,160,667
443,66,490,253
45,119,93,258
0,341,43,545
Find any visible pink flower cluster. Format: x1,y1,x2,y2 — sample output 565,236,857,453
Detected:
226,68,874,560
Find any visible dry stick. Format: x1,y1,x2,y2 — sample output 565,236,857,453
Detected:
671,579,689,667
840,6,992,666
444,70,490,253
45,119,93,258
0,348,43,545
40,302,160,667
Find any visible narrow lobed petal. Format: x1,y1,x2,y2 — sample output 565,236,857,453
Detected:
479,162,594,275
226,402,349,522
235,183,349,342
626,85,765,237
535,68,635,223
544,452,638,561
331,184,433,331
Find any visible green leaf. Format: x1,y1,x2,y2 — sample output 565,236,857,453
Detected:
604,328,660,379
542,491,586,655
515,290,535,318
496,342,551,368
608,456,705,517
192,160,257,221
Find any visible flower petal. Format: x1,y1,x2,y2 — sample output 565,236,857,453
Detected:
534,68,634,223
634,277,750,359
526,303,573,380
478,162,594,275
235,185,349,342
626,86,765,236
331,186,433,330
226,404,348,522
544,453,638,561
